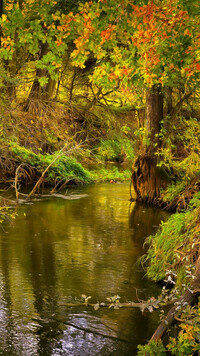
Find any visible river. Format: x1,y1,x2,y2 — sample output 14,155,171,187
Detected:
0,182,169,355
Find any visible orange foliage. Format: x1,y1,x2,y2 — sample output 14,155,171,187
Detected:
100,25,116,45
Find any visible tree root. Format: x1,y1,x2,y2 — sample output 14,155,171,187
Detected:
14,163,33,203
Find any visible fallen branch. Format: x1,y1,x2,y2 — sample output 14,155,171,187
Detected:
26,139,86,200
151,254,200,341
25,150,65,200
59,301,144,308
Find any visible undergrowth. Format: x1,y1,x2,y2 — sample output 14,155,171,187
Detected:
138,191,200,355
9,142,131,184
9,142,92,185
162,180,188,203
90,165,131,182
94,138,134,163
141,191,200,287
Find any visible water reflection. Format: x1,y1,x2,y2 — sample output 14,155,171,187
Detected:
0,183,169,355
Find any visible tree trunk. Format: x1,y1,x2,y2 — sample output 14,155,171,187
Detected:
45,75,57,101
146,85,163,145
0,0,3,47
4,55,17,100
166,87,173,115
25,41,58,112
28,42,49,99
24,41,49,112
132,85,168,203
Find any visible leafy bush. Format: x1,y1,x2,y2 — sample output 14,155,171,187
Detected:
166,309,200,355
95,138,134,163
137,340,166,355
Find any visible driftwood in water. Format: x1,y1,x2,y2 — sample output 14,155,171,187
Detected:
151,254,200,341
51,193,88,200
59,295,161,312
59,301,144,308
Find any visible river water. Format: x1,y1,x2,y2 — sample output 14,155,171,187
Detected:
0,183,169,355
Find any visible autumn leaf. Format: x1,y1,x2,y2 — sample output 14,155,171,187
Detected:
196,63,200,71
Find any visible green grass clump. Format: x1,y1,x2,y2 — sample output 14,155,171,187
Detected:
162,180,187,202
9,142,92,184
141,192,200,286
47,155,92,184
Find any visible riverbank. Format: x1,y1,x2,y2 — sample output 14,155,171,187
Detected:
0,101,136,189
0,96,200,355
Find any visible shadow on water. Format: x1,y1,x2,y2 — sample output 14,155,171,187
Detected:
0,183,170,355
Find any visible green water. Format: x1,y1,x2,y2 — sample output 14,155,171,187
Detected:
0,183,169,355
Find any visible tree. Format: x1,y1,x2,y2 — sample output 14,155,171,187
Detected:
68,0,200,202
0,0,69,109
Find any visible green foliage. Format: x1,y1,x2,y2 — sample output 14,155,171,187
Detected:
137,340,166,355
0,206,16,225
166,303,200,355
10,142,39,166
162,181,187,203
167,335,194,355
9,143,92,184
71,0,200,89
156,116,200,184
141,193,200,286
95,138,134,163
189,191,200,208
90,166,131,182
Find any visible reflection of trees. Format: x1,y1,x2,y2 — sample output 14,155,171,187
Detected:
0,183,168,353
129,201,170,242
0,236,16,353
27,221,61,355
